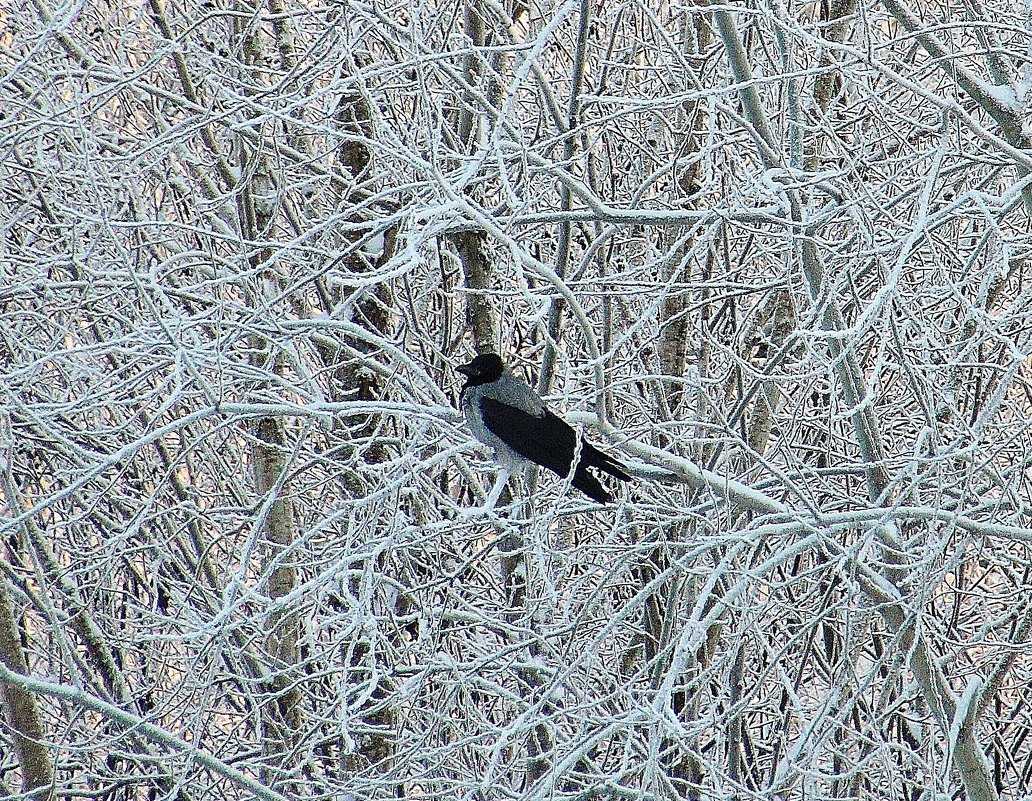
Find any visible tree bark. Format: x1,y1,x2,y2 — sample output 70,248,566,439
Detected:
0,572,53,800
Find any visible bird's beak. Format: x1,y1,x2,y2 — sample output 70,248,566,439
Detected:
456,362,475,377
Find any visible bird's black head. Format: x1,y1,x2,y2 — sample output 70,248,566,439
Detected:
457,353,505,386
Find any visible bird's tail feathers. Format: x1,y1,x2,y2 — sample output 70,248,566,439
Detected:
570,442,629,503
582,443,631,482
572,468,614,504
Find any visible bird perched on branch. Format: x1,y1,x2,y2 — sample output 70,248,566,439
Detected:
457,352,630,505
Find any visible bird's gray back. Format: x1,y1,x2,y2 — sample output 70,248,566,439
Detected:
461,369,545,466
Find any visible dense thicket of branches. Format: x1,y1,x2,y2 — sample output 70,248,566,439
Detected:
2,0,1031,798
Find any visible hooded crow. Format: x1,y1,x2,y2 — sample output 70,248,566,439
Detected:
457,353,630,504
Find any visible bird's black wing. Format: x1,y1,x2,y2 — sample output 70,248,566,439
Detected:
478,397,577,478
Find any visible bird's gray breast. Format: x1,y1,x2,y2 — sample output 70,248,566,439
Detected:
461,372,545,468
